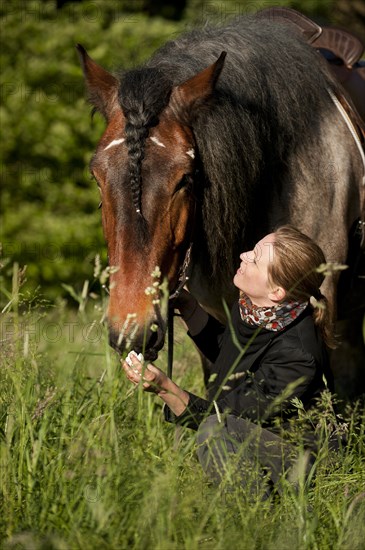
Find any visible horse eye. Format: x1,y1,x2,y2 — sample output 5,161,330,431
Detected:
174,174,192,194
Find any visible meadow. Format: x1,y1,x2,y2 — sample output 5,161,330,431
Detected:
1,260,364,550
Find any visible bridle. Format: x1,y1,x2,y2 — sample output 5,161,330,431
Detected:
167,242,194,378
150,239,193,378
166,181,198,378
169,243,193,301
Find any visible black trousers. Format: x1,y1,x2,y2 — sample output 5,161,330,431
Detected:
196,414,314,498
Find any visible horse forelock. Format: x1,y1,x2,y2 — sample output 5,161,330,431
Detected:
117,68,173,244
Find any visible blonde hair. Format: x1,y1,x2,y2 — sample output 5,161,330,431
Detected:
268,225,336,348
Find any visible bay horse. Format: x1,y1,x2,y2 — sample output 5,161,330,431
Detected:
77,14,364,371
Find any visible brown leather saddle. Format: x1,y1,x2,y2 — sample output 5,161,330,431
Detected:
256,7,365,141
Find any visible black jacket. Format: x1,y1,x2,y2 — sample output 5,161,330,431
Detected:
165,302,333,430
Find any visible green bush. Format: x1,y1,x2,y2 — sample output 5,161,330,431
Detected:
0,1,183,301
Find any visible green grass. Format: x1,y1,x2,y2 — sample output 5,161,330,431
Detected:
1,265,365,550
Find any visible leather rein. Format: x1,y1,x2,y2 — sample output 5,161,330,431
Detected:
166,193,197,379
167,243,193,378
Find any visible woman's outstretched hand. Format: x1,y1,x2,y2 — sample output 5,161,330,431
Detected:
121,350,190,416
122,351,168,393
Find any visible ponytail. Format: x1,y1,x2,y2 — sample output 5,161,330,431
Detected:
310,292,337,349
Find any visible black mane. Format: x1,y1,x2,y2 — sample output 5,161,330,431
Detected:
117,15,336,277
118,68,172,241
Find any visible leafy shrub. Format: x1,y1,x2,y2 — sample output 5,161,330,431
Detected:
1,1,183,300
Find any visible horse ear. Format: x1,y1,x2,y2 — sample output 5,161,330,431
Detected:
169,51,227,121
76,44,119,121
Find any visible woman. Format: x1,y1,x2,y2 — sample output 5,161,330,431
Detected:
122,225,336,494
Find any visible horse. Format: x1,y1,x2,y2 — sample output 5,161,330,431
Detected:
77,14,364,379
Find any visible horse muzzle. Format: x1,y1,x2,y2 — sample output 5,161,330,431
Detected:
107,317,166,361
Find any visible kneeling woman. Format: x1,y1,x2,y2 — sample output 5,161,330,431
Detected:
122,225,336,493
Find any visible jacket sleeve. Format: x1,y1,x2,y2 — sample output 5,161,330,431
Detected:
188,315,226,363
164,347,318,430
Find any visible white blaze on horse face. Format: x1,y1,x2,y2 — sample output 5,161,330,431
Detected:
186,148,195,159
150,136,166,148
104,138,125,151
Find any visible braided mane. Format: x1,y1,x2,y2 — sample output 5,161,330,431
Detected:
118,68,172,242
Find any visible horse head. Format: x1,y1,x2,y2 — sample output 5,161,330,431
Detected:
77,45,226,359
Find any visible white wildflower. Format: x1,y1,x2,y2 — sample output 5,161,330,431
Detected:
145,286,157,296
151,266,161,279
227,372,246,381
316,262,348,276
93,254,101,279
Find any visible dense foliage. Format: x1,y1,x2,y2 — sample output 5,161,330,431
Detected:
1,1,184,300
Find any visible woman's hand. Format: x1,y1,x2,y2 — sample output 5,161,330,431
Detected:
121,351,168,394
121,350,190,416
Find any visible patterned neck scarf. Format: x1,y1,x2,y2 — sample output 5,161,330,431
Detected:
238,292,308,331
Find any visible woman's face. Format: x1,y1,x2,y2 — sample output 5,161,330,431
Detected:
233,233,280,306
